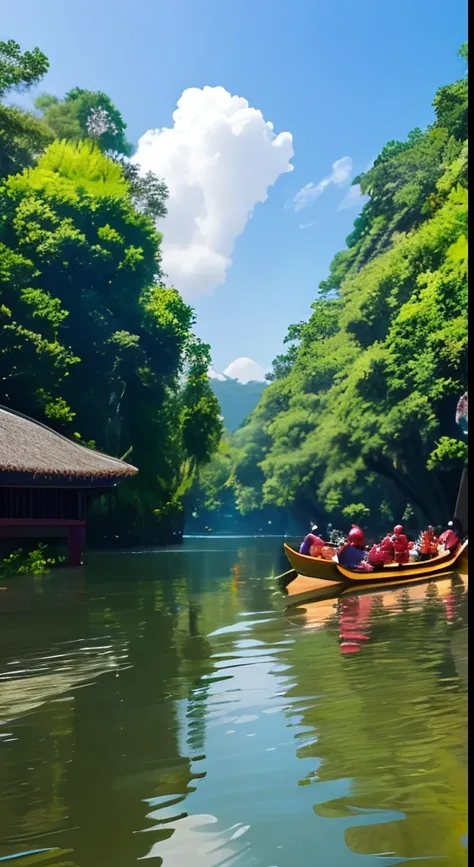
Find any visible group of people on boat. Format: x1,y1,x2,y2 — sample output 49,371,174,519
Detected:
299,519,464,572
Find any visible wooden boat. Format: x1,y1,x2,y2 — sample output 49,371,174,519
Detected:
283,538,468,584
283,546,340,581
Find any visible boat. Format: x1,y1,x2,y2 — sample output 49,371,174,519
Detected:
283,538,468,584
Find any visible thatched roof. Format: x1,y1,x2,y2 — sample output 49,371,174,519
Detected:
0,406,138,483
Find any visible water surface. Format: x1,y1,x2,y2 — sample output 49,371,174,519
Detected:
0,537,468,866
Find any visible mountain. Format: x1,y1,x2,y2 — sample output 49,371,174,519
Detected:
208,375,267,432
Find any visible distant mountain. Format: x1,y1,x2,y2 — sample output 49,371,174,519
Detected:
209,375,267,431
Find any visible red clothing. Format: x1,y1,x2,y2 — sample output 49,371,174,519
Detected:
419,529,438,556
392,532,410,564
299,533,324,555
439,529,459,552
380,535,395,564
368,544,384,566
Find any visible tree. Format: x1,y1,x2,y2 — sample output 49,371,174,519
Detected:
35,87,133,155
34,88,170,221
114,157,169,220
0,39,49,96
0,39,53,177
0,139,222,541
193,46,467,532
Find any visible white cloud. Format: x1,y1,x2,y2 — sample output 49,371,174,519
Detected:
207,366,226,381
292,156,352,212
336,157,374,211
223,357,267,383
133,86,294,298
337,183,368,211
299,220,317,230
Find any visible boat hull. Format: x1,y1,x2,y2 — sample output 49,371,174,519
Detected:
284,539,468,584
283,544,340,581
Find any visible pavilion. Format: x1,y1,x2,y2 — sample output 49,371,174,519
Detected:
0,406,137,566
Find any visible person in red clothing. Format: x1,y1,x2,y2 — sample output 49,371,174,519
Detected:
417,526,438,560
367,542,384,568
337,526,374,571
299,524,325,556
391,524,410,564
379,533,395,565
438,519,463,553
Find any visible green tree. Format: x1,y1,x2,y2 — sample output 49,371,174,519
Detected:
0,139,221,541
196,45,468,533
0,39,49,95
35,87,133,155
0,39,53,177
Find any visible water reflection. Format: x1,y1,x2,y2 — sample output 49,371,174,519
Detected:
0,540,468,866
287,575,468,865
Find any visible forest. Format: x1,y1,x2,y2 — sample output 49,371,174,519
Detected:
0,39,222,544
190,43,468,536
0,39,468,544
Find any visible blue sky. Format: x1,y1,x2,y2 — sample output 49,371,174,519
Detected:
2,0,467,377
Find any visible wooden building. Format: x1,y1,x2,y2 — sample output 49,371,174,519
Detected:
0,406,137,566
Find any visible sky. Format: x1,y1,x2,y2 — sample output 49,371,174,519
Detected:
2,0,467,381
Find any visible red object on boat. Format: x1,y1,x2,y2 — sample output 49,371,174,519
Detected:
380,535,395,564
392,525,410,564
308,535,325,557
419,527,438,556
348,525,365,546
439,528,459,552
367,544,384,567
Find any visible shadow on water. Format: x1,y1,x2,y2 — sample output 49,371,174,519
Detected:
0,538,468,866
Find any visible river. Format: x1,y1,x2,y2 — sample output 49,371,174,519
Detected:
0,537,468,866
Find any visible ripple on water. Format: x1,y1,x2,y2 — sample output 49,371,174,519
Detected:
0,548,468,867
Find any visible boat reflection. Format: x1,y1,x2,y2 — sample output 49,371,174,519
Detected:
284,573,468,657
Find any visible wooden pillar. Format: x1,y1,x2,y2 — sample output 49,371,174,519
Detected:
68,524,86,567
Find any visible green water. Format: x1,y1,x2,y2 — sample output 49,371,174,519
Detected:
0,538,468,866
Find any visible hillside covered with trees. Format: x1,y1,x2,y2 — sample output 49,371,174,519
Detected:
209,376,266,433
0,39,222,544
189,44,468,536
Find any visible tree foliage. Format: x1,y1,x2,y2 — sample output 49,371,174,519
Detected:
35,87,133,155
0,39,49,97
0,40,53,178
0,40,222,543
191,46,468,532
